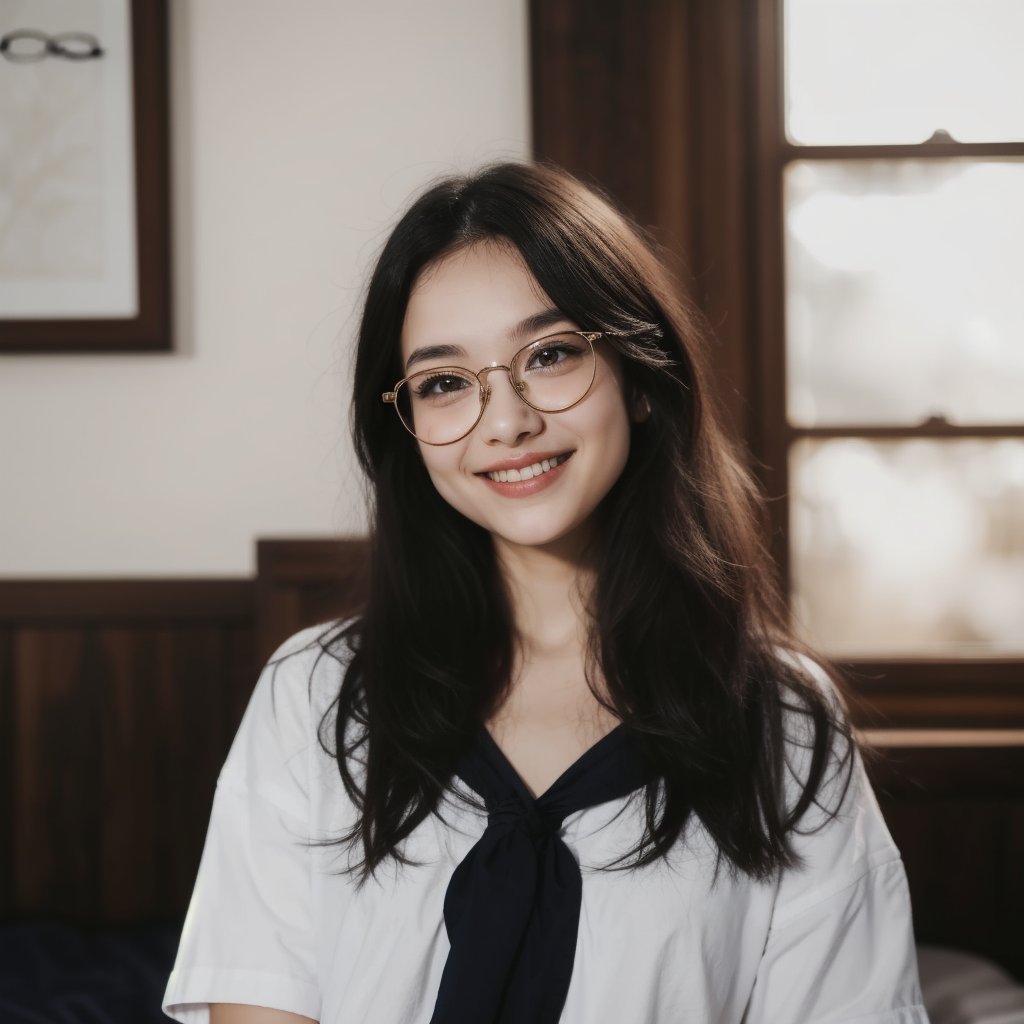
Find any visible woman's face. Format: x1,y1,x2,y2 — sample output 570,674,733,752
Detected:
398,241,638,561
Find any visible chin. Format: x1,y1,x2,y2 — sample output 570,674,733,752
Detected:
484,513,595,555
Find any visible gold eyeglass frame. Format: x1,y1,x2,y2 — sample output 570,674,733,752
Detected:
382,330,603,446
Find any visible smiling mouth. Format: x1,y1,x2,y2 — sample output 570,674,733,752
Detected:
482,452,573,483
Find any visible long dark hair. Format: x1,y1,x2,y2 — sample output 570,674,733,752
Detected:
304,161,857,889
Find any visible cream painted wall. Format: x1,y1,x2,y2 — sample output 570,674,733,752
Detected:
0,0,530,576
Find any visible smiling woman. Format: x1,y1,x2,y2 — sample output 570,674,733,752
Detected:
397,241,636,557
163,162,928,1024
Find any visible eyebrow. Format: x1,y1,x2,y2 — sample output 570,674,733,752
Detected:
404,307,572,372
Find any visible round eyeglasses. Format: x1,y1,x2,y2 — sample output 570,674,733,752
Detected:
382,331,603,445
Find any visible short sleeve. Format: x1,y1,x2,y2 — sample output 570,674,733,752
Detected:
162,626,337,1024
744,656,930,1023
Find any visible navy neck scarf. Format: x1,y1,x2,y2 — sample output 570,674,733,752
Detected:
429,722,653,1024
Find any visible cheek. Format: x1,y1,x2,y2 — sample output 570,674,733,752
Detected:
418,444,474,508
584,390,633,463
608,414,633,481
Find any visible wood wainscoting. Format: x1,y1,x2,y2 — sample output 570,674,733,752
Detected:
0,538,365,927
0,579,255,924
1,538,1021,980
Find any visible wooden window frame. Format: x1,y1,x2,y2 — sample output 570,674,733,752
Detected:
753,0,1024,726
531,0,1024,727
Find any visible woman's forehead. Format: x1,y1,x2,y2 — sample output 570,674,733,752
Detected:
400,242,556,359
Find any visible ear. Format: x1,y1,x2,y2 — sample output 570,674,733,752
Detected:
630,389,652,423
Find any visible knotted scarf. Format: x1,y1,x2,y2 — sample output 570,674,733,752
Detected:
429,721,653,1024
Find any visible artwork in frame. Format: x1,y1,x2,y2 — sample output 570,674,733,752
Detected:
0,0,170,353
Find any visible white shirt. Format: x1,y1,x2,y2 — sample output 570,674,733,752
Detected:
163,624,929,1023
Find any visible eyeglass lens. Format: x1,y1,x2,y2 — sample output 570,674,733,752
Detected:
395,333,597,444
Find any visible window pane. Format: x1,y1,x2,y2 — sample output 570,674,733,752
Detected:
790,438,1024,658
786,0,1024,144
785,159,1024,426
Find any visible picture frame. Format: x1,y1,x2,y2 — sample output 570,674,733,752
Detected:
0,0,171,353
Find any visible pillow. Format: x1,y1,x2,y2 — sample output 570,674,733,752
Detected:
918,944,1024,1024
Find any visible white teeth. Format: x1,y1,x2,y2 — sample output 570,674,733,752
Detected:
486,453,570,483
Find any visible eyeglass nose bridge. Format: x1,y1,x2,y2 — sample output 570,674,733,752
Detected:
476,363,528,405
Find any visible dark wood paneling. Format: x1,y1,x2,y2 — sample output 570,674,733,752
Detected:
869,746,1024,980
846,664,1024,728
0,552,368,925
531,0,693,259
0,582,255,925
255,537,369,663
0,627,14,917
2,550,1021,986
531,0,759,446
0,580,252,624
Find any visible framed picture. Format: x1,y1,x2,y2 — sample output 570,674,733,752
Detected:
0,0,171,353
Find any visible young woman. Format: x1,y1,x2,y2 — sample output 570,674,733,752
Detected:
163,162,928,1023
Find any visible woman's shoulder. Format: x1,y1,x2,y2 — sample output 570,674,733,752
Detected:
773,646,846,710
768,645,862,823
766,648,905,917
218,619,360,802
266,618,359,670
262,619,358,707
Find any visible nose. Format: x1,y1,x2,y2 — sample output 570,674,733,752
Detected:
478,366,544,446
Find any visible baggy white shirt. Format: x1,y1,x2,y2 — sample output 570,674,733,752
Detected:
163,625,929,1023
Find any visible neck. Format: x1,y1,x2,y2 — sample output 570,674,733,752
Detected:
493,534,596,660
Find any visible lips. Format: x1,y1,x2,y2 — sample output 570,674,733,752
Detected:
476,450,574,497
476,450,575,475
484,452,572,483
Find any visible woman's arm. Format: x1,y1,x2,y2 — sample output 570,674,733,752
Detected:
163,629,336,1021
210,1005,318,1024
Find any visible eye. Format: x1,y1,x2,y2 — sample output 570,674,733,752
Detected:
523,337,588,373
412,372,473,400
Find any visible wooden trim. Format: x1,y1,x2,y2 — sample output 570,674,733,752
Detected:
845,660,1024,683
254,537,370,663
256,537,369,584
861,730,1024,747
0,580,252,624
842,662,1024,728
784,142,1024,161
789,423,1024,439
867,743,1024,796
0,0,172,353
752,0,790,581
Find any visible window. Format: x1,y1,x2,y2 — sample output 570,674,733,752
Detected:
755,0,1024,723
528,0,1024,726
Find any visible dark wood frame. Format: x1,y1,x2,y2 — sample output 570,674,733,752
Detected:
529,0,1024,727
0,0,172,353
751,0,1024,724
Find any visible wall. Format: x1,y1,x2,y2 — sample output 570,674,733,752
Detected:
0,0,530,576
